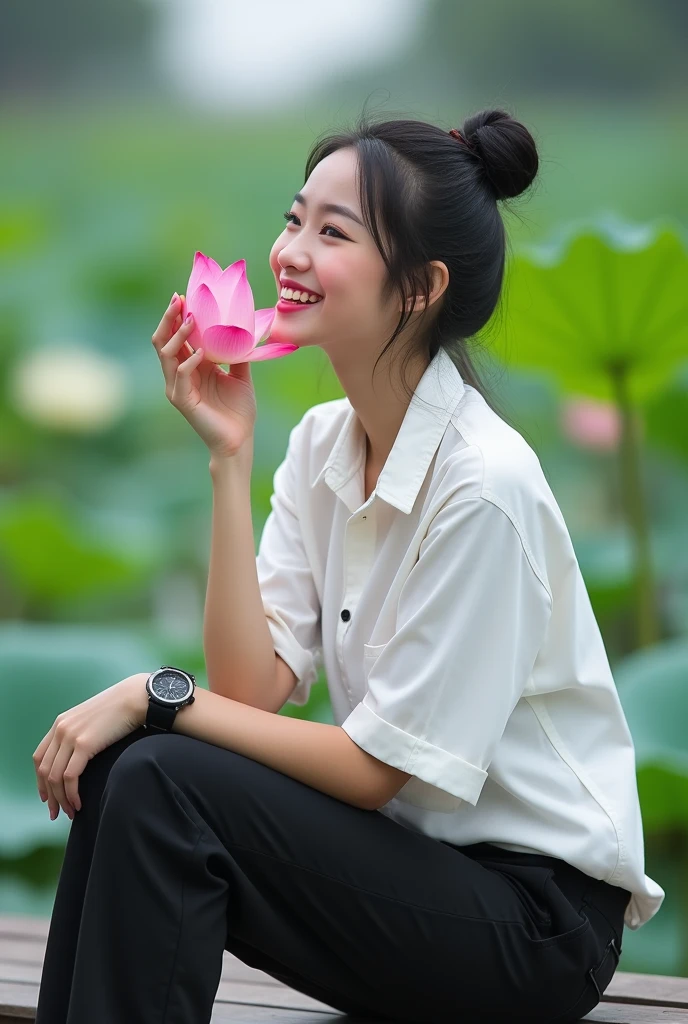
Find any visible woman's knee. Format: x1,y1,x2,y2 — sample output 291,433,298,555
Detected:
103,731,271,817
79,725,149,801
105,730,178,784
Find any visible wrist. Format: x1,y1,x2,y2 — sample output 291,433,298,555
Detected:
209,444,252,479
122,672,152,726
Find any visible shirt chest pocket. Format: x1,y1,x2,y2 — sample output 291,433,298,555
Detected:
363,641,388,671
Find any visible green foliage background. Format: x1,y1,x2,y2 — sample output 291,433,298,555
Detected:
1,37,687,978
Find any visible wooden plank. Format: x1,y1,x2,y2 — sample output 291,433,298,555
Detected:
220,951,302,988
0,981,37,1019
3,992,688,1024
0,920,48,942
0,980,369,1024
3,980,688,1024
214,978,345,1012
604,971,688,1008
583,1003,688,1022
0,965,39,986
4,915,688,1023
0,940,283,985
0,981,352,1024
2,1008,350,1024
10,952,682,1010
209,1010,370,1023
0,940,45,968
0,964,341,1015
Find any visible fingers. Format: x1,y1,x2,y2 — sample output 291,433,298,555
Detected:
158,313,198,394
160,313,195,357
33,728,55,814
151,293,182,352
63,748,87,813
171,343,205,407
45,780,60,821
44,738,76,820
36,732,74,820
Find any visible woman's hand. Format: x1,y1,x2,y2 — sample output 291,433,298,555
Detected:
32,673,150,821
152,293,257,459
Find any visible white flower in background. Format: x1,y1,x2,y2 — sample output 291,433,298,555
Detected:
9,343,128,432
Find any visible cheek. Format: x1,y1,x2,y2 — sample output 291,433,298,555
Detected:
317,252,373,301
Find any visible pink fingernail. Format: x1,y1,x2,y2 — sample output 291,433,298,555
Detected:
169,292,179,308
184,313,193,325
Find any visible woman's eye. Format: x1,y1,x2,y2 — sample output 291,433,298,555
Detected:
282,211,345,239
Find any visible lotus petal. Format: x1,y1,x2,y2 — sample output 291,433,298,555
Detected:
183,251,297,365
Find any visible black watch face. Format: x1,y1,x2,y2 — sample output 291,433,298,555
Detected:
151,670,191,703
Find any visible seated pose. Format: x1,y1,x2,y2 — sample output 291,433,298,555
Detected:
34,107,664,1024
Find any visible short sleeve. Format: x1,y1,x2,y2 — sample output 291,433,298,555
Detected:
340,496,552,809
256,418,322,706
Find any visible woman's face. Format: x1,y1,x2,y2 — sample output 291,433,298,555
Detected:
268,147,398,358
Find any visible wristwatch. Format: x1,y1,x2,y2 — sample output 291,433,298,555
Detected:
144,666,196,733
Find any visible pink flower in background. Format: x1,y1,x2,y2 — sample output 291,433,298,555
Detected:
180,252,297,364
561,397,621,451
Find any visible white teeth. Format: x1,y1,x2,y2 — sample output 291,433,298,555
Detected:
280,287,322,303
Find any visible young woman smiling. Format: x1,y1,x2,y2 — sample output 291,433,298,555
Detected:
34,107,663,1024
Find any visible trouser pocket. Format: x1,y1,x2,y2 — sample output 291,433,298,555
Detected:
545,901,623,1024
584,900,623,999
589,932,621,999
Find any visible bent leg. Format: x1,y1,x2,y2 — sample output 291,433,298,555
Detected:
35,726,150,1024
60,730,606,1024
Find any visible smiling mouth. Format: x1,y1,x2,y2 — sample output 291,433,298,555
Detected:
279,290,324,304
277,295,324,311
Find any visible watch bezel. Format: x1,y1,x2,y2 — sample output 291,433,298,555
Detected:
146,666,196,705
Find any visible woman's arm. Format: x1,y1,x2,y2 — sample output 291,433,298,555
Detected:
128,684,411,811
204,450,285,710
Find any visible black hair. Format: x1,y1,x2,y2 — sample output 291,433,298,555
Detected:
303,105,540,419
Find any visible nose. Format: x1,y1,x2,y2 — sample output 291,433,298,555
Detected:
277,234,312,272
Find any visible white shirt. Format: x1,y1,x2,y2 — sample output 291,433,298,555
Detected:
255,345,665,931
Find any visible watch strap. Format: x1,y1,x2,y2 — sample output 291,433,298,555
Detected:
145,700,179,734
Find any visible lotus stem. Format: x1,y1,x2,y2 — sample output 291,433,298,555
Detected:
608,362,660,649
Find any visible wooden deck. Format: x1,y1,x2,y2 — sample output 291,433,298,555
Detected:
1,914,686,1022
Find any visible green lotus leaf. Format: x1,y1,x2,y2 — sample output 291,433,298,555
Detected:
0,493,149,607
493,214,688,404
615,638,688,831
0,622,163,857
645,381,688,462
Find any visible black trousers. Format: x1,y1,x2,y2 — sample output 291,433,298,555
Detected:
35,724,631,1024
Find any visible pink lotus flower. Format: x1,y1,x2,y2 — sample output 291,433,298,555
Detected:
561,397,621,452
180,252,298,364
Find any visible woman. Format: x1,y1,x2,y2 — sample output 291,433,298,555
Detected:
34,107,664,1024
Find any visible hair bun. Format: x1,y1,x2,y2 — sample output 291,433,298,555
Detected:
461,109,539,201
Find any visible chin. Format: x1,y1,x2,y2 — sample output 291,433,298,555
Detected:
266,323,316,349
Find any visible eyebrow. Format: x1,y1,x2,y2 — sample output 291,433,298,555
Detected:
292,192,364,228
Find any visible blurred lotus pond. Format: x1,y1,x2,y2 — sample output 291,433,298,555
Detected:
1,106,688,979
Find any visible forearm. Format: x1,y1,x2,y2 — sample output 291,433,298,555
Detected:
128,682,380,810
204,448,279,710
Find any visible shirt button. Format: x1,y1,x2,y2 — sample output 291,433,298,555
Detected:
341,609,351,622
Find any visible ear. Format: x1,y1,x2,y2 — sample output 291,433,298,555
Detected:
403,261,449,314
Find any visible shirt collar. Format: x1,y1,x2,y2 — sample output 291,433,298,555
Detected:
313,346,466,515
